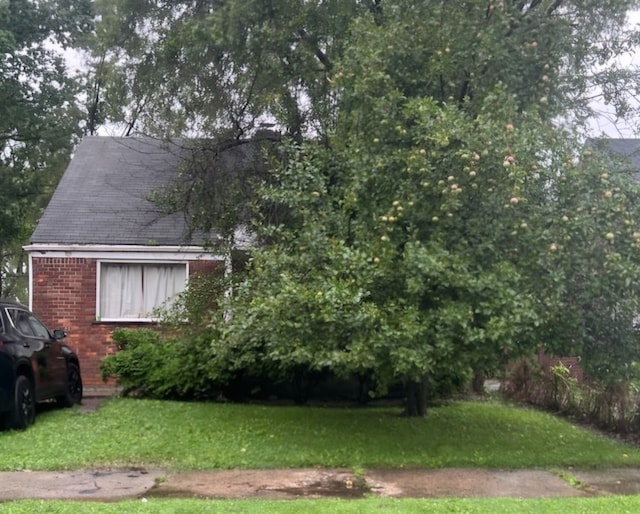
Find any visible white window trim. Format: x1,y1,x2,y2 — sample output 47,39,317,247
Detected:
96,260,190,323
25,244,226,311
23,243,225,261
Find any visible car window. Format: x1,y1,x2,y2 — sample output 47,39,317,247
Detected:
0,311,4,335
26,313,51,338
8,309,34,336
27,314,51,338
7,309,50,338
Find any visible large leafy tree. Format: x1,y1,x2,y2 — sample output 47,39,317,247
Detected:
0,0,93,299
85,0,364,138
217,91,640,415
87,0,640,138
91,0,640,414
213,1,640,415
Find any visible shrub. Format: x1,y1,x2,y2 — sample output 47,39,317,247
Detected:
100,328,220,400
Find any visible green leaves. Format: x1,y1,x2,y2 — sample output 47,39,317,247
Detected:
219,75,640,402
84,0,640,402
0,0,90,298
100,328,220,399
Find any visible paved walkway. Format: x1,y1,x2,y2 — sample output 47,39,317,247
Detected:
2,467,640,501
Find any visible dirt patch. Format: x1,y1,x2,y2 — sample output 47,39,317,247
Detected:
147,469,368,500
77,397,108,414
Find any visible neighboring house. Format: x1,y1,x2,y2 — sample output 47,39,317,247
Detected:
590,138,640,170
24,136,263,391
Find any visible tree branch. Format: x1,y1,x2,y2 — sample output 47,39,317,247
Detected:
297,29,331,71
546,0,563,16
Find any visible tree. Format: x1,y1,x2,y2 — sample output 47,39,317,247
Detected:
214,92,640,415
0,0,93,299
91,1,640,414
87,0,640,138
209,2,640,415
84,0,368,138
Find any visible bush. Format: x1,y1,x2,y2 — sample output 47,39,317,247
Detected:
100,328,220,400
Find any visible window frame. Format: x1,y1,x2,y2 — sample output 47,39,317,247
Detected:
96,260,189,322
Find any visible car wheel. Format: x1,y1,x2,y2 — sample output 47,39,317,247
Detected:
58,362,83,407
9,375,36,430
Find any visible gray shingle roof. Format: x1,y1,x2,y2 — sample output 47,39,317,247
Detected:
31,137,215,246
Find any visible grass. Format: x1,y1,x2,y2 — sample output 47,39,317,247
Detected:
3,497,640,513
1,398,639,471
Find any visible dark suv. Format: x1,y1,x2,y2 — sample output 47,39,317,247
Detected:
0,301,82,429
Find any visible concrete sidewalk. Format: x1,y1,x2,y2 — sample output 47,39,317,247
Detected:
0,469,162,501
2,467,640,501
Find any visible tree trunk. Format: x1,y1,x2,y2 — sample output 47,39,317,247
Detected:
472,370,486,395
404,375,428,417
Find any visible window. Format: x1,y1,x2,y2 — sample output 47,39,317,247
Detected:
7,309,50,338
98,262,187,321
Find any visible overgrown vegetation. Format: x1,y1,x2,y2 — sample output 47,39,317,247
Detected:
503,359,640,435
88,1,640,416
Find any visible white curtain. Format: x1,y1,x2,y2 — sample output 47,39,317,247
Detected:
101,264,143,319
142,264,186,315
100,263,186,319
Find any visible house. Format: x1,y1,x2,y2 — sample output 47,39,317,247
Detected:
589,138,640,173
24,136,267,392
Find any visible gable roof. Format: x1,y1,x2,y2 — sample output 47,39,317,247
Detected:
30,136,263,247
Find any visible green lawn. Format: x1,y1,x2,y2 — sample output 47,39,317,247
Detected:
2,398,640,512
1,398,638,471
2,497,640,513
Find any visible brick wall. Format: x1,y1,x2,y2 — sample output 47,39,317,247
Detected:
31,256,222,392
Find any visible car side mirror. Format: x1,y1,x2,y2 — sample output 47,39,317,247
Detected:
52,329,67,340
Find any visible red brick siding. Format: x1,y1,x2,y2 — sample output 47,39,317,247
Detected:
190,259,223,275
31,257,223,391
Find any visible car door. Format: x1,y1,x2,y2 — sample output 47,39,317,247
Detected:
7,308,67,399
0,311,15,412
